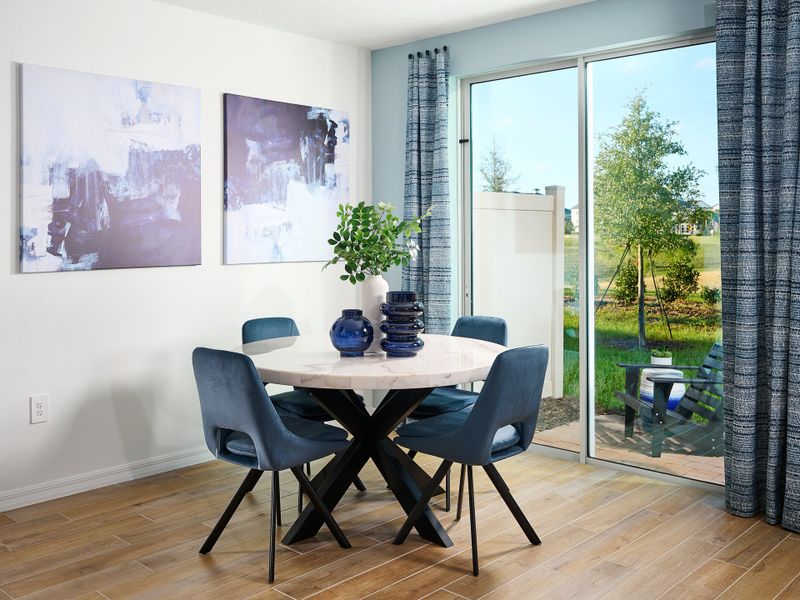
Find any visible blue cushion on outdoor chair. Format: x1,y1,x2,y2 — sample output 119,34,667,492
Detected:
410,388,478,420
398,408,520,455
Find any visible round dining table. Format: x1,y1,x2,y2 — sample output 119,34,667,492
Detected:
242,333,505,548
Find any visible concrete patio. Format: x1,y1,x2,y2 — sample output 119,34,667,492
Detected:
536,414,725,485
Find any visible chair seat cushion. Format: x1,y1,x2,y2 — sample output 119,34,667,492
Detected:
397,408,520,455
225,416,348,458
271,389,330,420
409,388,478,419
271,389,365,421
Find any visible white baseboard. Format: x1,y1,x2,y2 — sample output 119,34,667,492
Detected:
0,446,212,512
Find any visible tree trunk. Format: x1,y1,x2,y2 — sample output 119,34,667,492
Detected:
637,243,646,349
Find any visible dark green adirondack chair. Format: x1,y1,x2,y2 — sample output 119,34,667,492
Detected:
614,343,723,458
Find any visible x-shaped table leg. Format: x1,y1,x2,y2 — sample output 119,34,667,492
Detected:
281,388,453,547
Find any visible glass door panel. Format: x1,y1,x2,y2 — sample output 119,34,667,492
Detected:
469,66,579,452
587,42,723,483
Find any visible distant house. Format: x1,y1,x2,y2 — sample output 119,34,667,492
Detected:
570,204,580,233
676,200,716,235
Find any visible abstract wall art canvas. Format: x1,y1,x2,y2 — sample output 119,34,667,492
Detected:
20,64,201,272
223,93,350,264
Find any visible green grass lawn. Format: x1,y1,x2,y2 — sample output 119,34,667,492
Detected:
563,302,721,413
565,234,721,293
562,233,721,413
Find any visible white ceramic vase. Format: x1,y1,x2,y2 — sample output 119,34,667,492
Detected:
360,274,389,354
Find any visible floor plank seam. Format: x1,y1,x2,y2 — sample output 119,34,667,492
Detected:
137,512,157,523
708,518,766,564
279,543,304,556
281,536,429,598
711,531,792,599
771,570,800,600
439,588,469,599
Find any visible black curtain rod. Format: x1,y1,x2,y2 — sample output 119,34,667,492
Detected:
407,45,448,59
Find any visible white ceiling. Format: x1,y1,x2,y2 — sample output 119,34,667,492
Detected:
157,0,595,50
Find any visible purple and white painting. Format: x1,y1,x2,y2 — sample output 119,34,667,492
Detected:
223,93,349,264
20,64,201,272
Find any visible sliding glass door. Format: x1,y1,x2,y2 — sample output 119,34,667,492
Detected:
467,65,580,453
464,37,721,484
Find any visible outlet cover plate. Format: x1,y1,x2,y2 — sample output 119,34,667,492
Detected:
30,394,49,424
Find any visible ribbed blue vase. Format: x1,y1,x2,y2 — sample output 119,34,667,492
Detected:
330,309,373,357
379,291,425,358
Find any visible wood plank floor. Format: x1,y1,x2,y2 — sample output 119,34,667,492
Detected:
0,452,796,599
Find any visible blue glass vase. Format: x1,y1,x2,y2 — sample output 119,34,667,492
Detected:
330,309,373,357
379,291,425,358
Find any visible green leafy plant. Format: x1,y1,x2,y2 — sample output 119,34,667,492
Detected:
613,260,641,305
323,202,431,284
661,258,700,303
650,348,672,358
701,285,721,306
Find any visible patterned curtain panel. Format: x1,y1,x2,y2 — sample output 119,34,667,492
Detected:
717,0,800,531
402,47,451,334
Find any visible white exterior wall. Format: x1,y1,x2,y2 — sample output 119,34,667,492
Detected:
472,187,565,398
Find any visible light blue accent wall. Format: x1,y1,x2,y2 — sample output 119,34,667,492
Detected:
372,0,715,297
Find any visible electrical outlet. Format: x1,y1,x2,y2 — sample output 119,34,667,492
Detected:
30,394,49,424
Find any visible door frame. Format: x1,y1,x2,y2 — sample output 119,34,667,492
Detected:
456,30,719,481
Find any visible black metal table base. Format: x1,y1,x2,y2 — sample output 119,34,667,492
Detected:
281,387,453,548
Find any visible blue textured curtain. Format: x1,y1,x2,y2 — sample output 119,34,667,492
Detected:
718,0,800,531
402,48,451,334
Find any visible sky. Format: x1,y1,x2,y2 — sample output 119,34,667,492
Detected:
470,42,718,211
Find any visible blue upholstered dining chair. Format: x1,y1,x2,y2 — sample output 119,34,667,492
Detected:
192,347,352,583
242,317,367,514
393,345,549,576
407,315,508,511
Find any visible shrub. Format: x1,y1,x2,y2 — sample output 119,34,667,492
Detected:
701,285,721,305
660,259,699,303
651,348,672,358
613,260,640,304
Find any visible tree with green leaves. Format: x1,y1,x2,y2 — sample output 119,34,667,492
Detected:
594,93,704,348
479,138,518,192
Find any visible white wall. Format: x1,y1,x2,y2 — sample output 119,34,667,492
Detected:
0,0,371,508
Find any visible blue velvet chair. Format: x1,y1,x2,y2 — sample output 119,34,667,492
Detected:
242,317,367,513
192,347,352,583
407,316,508,511
394,345,548,576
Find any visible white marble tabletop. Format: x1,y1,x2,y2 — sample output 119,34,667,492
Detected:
242,334,505,390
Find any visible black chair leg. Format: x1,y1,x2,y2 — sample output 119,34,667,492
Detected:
467,465,478,576
291,466,351,549
200,468,262,554
407,449,418,459
269,471,278,583
393,460,453,545
456,464,466,521
298,462,311,515
354,474,367,491
483,463,541,545
275,473,282,527
445,467,451,512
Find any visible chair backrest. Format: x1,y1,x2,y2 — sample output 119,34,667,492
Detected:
192,347,293,471
242,317,300,344
458,345,549,465
452,316,508,347
676,343,724,423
